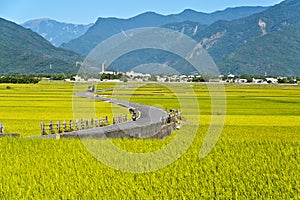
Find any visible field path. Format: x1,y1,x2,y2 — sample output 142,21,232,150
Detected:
35,89,169,139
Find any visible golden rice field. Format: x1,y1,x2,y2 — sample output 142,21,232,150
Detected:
0,82,127,135
0,81,299,199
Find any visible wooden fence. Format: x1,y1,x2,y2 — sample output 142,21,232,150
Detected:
41,114,129,135
112,114,128,124
0,122,4,134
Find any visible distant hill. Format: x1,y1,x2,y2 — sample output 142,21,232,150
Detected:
193,0,300,75
92,0,300,76
61,7,268,55
174,7,268,25
22,19,93,47
0,18,83,74
5,2,298,76
219,22,300,76
162,21,208,37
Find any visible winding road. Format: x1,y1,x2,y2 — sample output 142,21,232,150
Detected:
37,90,169,139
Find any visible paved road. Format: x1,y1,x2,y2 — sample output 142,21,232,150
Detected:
36,91,168,139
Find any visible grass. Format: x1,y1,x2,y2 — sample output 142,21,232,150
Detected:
0,82,127,135
0,82,299,199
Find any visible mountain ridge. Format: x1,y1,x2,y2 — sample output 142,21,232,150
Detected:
22,19,93,47
0,18,83,74
192,0,300,75
61,6,268,55
3,2,300,76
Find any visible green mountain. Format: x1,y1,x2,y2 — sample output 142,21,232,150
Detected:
0,18,83,74
61,7,267,55
220,22,300,75
193,0,300,75
4,1,298,76
162,21,207,37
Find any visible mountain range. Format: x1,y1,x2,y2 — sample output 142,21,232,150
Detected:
0,18,83,74
1,1,300,76
193,0,300,75
61,6,268,55
22,19,93,47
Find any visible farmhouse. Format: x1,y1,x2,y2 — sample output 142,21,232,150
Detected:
266,78,278,84
252,78,267,84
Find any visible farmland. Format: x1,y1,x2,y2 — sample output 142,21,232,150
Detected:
0,82,127,135
0,82,299,199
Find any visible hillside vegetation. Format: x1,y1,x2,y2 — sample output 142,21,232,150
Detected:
193,0,300,75
0,18,83,74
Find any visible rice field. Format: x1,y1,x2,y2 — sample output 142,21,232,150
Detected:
0,82,299,199
0,82,127,136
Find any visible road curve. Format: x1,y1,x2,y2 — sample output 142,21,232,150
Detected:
36,91,169,139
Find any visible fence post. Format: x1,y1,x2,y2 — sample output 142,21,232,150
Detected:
57,120,60,133
49,121,53,134
99,117,102,127
81,119,84,130
95,118,98,127
76,119,79,131
105,116,108,125
0,122,4,134
91,118,94,128
69,120,73,131
86,119,89,129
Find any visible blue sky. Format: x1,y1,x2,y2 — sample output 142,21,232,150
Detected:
0,0,283,24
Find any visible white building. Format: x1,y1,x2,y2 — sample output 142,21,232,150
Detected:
253,78,267,84
126,71,151,78
100,63,115,75
228,74,235,78
74,75,85,82
266,78,278,84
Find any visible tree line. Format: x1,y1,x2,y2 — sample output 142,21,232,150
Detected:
0,75,40,84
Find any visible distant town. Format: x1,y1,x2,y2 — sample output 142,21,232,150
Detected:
64,70,300,85
1,70,299,85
